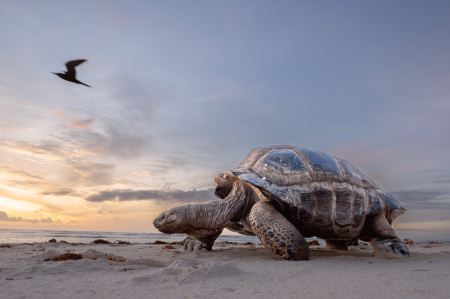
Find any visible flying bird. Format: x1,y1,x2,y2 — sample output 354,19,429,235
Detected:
53,59,91,87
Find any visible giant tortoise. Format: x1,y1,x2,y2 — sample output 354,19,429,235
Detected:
153,145,410,260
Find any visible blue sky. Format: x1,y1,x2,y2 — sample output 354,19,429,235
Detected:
0,1,449,239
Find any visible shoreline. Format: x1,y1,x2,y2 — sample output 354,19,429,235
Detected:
1,241,449,298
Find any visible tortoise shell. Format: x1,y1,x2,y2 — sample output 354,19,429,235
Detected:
232,145,405,230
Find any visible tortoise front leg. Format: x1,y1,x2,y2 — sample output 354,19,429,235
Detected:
249,201,309,261
363,215,410,258
182,228,223,251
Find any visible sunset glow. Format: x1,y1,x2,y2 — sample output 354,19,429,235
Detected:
1,1,449,240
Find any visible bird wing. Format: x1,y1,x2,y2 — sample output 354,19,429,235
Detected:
65,59,87,78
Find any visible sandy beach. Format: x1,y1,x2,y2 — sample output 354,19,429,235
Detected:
1,240,449,299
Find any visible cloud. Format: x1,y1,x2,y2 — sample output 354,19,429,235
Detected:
68,118,95,130
0,166,44,180
85,188,217,203
41,188,80,197
431,174,450,184
143,156,191,174
40,217,52,223
62,125,148,159
391,189,450,209
64,161,115,185
0,211,40,224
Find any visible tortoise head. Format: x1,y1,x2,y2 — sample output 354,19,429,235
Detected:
214,170,239,199
153,206,187,234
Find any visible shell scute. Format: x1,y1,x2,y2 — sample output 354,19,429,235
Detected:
351,186,367,228
296,148,344,182
251,148,312,186
310,182,333,229
334,183,353,228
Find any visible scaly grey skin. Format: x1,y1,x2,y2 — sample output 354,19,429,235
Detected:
154,171,308,260
250,201,309,260
360,215,410,258
154,145,411,260
154,172,259,250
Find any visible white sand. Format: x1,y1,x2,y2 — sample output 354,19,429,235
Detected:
1,241,449,299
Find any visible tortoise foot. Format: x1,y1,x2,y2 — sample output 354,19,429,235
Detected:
372,239,410,258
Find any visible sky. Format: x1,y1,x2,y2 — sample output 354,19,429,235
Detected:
1,0,449,240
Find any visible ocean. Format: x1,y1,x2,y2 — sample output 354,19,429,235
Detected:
1,229,448,245
0,229,261,244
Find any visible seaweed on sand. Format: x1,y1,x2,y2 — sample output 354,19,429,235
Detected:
114,240,131,245
47,252,83,261
92,239,111,244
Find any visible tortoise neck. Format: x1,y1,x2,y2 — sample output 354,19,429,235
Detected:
186,181,261,230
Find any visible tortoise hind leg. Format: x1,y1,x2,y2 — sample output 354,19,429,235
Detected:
362,215,410,258
325,240,348,250
249,201,309,261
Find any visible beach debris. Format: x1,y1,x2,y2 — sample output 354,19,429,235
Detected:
114,240,131,245
428,241,443,245
81,249,124,261
154,240,168,244
120,268,134,272
308,240,320,246
47,252,83,261
243,242,254,245
403,238,414,245
164,245,175,249
87,257,98,260
151,240,182,245
6,278,14,280
25,277,33,279
106,255,126,262
93,239,111,244
0,245,11,248
48,238,57,243
60,240,69,243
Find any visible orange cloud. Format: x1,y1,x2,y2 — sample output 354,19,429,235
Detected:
68,118,95,130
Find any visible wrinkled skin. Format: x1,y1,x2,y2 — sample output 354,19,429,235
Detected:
153,171,409,260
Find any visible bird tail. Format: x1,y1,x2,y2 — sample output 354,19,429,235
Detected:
79,82,91,87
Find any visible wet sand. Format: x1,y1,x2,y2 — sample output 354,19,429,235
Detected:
1,241,449,299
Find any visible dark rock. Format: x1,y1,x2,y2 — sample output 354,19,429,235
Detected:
92,239,111,244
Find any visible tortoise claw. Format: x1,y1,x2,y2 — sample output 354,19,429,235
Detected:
182,236,207,251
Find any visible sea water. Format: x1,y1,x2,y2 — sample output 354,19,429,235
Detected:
0,229,260,244
1,229,448,245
